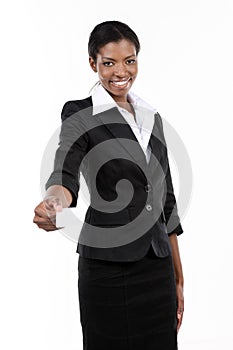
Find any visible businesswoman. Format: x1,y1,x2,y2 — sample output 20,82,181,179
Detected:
33,21,184,350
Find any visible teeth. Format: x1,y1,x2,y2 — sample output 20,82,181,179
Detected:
111,78,130,86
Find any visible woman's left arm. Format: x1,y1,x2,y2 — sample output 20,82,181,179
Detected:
169,233,184,333
155,112,185,331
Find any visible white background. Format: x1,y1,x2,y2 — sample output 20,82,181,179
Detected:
1,0,233,349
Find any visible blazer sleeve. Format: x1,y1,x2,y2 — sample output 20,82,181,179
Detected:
156,112,184,236
45,101,89,207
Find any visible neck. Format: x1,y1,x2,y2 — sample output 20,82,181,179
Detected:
113,96,128,104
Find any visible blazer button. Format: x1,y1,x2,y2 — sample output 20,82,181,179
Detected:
146,204,152,211
144,184,151,192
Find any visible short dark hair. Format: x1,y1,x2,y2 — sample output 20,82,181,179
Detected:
88,20,140,62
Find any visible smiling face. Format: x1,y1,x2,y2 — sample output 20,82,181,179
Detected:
89,39,138,103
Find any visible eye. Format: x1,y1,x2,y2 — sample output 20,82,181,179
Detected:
102,61,114,67
126,59,136,65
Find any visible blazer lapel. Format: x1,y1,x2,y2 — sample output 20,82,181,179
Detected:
95,107,149,168
93,106,164,179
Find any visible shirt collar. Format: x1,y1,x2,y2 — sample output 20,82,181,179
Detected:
91,82,157,115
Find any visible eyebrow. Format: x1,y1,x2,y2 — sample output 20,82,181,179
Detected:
102,55,136,61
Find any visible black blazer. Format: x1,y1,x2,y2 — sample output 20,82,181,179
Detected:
45,96,183,261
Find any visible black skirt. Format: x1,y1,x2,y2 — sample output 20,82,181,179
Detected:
78,244,178,350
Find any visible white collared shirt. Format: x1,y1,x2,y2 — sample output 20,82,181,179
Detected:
91,83,157,164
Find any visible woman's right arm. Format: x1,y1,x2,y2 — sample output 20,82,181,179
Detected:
33,101,89,231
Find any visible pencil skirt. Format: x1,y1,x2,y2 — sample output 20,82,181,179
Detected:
77,244,178,350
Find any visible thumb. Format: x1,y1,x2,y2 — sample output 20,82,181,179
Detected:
44,196,63,212
54,203,63,212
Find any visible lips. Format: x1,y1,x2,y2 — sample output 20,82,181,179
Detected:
109,77,132,89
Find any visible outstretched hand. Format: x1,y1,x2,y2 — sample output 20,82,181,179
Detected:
33,196,63,231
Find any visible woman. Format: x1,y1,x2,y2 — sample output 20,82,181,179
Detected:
33,21,184,350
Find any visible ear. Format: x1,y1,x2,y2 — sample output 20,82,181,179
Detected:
89,57,97,73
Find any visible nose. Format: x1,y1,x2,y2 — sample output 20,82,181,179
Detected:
114,63,127,77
